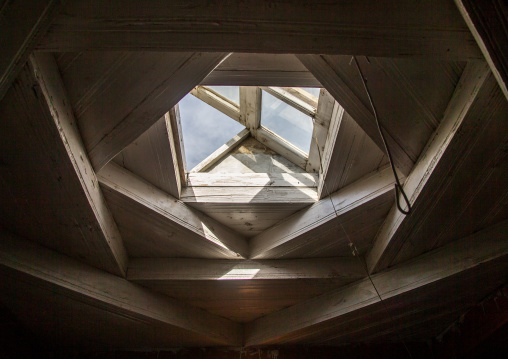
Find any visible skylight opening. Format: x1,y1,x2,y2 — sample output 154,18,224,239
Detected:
179,93,244,170
302,87,320,99
206,86,240,104
261,90,314,153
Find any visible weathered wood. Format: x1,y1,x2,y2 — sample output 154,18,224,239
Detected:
168,106,187,186
239,86,261,130
128,258,364,281
191,85,240,122
306,90,336,174
254,127,308,169
261,87,316,117
191,129,249,173
245,220,508,345
0,231,242,346
39,0,480,59
98,162,248,259
367,61,492,273
0,0,62,101
201,54,321,87
297,55,413,175
61,52,228,171
181,187,317,205
29,52,128,276
128,258,365,322
280,87,319,109
113,115,181,198
249,166,398,259
455,0,508,100
318,109,388,198
187,173,318,188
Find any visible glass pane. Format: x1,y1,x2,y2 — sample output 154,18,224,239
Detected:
302,87,321,98
261,91,313,153
207,86,240,104
179,94,244,170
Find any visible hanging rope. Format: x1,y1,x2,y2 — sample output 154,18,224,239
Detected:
352,56,412,215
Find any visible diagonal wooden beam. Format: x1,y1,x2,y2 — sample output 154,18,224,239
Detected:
366,61,492,273
297,54,414,175
98,162,249,259
77,52,229,172
6,52,128,276
0,231,242,346
249,166,399,259
454,0,508,101
245,220,508,346
191,85,241,122
0,0,62,101
39,0,481,59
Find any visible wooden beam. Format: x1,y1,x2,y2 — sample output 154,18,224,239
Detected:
253,127,308,170
200,54,321,87
366,61,492,273
0,231,242,346
98,162,248,259
245,220,508,346
190,86,241,122
168,105,187,186
280,87,319,109
28,52,128,276
76,52,228,171
317,109,388,198
306,90,336,174
297,54,414,175
128,258,364,281
249,166,398,259
0,0,62,101
190,129,250,173
239,86,261,130
39,0,481,59
113,114,181,198
181,186,317,206
454,0,508,101
187,173,318,188
261,87,316,117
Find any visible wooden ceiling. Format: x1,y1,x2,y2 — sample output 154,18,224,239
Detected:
0,0,507,352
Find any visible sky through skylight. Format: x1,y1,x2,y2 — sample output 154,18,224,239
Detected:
179,93,244,170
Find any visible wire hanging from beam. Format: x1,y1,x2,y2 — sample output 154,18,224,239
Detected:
352,56,412,215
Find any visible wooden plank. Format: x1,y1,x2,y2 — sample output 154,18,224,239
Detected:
181,187,317,205
280,87,319,109
128,258,365,322
0,231,242,346
253,127,308,169
29,52,128,276
318,110,388,198
201,54,321,87
249,166,398,259
239,86,261,130
297,55,414,175
0,0,62,101
71,52,228,171
455,0,508,100
306,90,336,174
113,115,181,198
168,106,187,186
190,86,240,122
39,0,481,59
187,173,318,187
245,220,508,345
98,163,248,259
128,258,364,281
366,61,492,273
261,87,316,117
191,129,249,173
